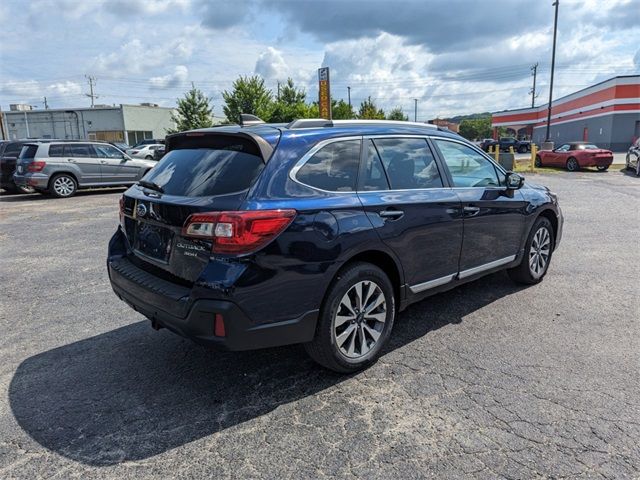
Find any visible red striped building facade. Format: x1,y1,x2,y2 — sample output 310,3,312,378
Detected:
491,75,640,151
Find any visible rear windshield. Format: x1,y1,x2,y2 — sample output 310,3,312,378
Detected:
3,143,24,156
142,148,264,197
19,145,38,160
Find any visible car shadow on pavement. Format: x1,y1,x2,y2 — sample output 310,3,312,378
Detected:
9,271,524,467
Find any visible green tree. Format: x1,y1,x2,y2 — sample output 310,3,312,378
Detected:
386,107,408,121
270,78,308,123
331,99,355,119
168,87,214,133
222,75,274,123
357,96,385,120
459,116,493,140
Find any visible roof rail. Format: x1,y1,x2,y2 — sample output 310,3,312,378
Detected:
239,114,265,126
332,120,437,129
286,118,333,129
285,119,444,130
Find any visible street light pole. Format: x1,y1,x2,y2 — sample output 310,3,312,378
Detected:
545,0,559,142
414,99,418,122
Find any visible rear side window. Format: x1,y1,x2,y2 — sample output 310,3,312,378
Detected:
143,148,264,197
360,140,390,191
48,145,64,157
63,144,94,157
373,138,443,189
19,145,38,160
295,139,361,192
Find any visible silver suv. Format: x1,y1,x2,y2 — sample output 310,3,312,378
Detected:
13,141,157,197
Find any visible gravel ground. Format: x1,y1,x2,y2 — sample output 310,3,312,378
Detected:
0,168,638,479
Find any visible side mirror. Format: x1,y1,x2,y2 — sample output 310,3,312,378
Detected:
505,172,524,190
122,154,131,161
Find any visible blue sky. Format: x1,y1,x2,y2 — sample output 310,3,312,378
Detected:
1,0,639,120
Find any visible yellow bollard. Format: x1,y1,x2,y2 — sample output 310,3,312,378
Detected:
530,143,537,171
509,146,515,154
494,144,500,163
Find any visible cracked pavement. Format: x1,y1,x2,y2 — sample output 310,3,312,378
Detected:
0,169,638,479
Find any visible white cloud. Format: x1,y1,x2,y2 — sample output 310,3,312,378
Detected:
254,47,290,81
150,66,189,89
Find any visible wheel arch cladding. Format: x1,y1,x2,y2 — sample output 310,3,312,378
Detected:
537,209,558,248
334,250,403,309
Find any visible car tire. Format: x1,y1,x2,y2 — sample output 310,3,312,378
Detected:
518,146,527,153
566,157,579,172
49,173,77,198
508,216,554,285
145,155,153,160
636,160,640,177
535,155,542,168
596,165,608,172
304,262,395,373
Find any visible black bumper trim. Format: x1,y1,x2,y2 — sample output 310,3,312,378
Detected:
109,258,319,351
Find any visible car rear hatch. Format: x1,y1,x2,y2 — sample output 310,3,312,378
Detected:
120,129,279,284
0,142,25,179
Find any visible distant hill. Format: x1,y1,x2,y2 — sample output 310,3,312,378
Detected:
444,112,492,123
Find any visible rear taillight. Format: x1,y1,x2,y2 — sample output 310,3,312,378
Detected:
119,196,125,226
27,161,46,172
182,209,296,254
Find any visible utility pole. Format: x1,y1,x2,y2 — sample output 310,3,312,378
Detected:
545,1,559,142
277,81,280,101
347,86,351,108
414,99,418,122
530,63,538,108
43,96,49,109
85,75,98,107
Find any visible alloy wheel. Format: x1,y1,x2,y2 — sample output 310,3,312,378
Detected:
53,176,75,197
529,226,551,279
333,280,386,359
567,158,578,171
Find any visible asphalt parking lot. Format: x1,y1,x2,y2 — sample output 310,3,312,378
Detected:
0,168,638,479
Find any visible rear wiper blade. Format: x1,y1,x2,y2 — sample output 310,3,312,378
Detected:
137,180,164,193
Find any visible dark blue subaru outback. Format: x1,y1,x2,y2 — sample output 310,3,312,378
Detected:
108,119,563,372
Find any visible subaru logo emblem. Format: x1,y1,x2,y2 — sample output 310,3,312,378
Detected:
136,203,147,218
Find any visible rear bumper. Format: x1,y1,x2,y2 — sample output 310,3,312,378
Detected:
13,173,49,189
581,157,613,167
108,255,318,351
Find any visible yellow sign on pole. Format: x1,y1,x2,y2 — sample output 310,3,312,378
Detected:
318,67,332,120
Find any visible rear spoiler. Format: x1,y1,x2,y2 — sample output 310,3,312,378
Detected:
164,130,274,162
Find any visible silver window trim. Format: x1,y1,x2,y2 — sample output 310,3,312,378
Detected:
289,133,508,194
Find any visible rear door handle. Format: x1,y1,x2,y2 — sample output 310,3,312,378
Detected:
67,159,76,163
100,160,107,164
463,206,480,216
379,209,404,220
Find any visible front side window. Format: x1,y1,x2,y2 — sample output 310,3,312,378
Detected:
373,138,443,189
296,139,361,192
557,144,570,152
434,139,501,188
94,145,124,158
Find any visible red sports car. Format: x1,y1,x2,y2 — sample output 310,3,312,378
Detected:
535,142,613,172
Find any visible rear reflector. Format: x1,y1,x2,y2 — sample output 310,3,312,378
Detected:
214,314,226,337
182,209,296,254
28,161,46,172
